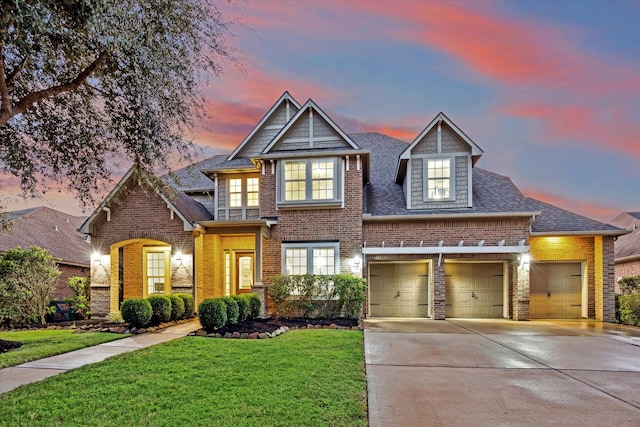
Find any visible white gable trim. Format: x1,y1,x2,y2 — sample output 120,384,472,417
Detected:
261,99,360,154
79,166,195,234
227,91,302,161
399,112,484,160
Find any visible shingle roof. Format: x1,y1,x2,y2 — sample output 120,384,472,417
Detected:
351,132,624,235
0,207,90,265
166,155,254,192
525,198,623,234
609,212,640,259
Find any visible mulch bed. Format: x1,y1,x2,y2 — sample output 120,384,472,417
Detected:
215,317,360,335
0,339,23,353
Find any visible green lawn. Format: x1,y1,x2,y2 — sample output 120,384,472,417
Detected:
0,330,128,368
0,329,367,427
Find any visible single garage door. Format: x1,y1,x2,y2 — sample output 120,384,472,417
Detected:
445,263,504,318
369,263,429,317
530,263,582,319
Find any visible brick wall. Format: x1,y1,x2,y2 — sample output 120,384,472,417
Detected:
615,259,640,279
89,176,194,315
261,157,363,280
54,264,89,299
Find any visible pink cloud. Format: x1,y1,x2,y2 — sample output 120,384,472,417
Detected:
523,188,622,222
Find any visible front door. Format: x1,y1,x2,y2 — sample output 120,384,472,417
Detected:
236,253,254,294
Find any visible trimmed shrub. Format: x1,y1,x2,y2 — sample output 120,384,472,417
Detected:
198,298,227,332
618,293,640,326
267,275,295,316
175,293,195,318
148,295,172,325
232,295,249,322
167,294,185,320
246,293,261,320
333,274,367,319
221,297,239,325
120,298,152,328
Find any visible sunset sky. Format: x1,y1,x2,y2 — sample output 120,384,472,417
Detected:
4,0,639,223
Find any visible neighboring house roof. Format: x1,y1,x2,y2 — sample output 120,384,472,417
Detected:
0,206,90,266
610,212,640,261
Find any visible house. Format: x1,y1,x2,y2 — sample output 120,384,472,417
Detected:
0,206,90,298
609,212,640,279
80,91,625,321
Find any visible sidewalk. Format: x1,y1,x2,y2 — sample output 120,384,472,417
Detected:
0,319,200,395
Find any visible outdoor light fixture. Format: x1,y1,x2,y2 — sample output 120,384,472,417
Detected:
519,253,531,268
175,251,183,264
350,255,362,273
92,252,102,265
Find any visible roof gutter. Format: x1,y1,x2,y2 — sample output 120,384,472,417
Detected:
531,230,629,237
614,254,640,263
362,211,542,222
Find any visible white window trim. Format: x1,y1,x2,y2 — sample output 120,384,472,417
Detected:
423,156,455,202
142,247,171,297
281,242,340,275
278,158,342,208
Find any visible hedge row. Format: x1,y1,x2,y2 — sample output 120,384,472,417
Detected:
616,276,640,326
198,293,261,332
267,274,366,319
120,293,195,328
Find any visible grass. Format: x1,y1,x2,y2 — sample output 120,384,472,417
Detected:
0,329,367,427
0,330,128,368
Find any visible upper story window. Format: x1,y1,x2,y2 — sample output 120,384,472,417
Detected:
279,158,341,207
227,176,260,208
229,178,242,207
426,158,452,200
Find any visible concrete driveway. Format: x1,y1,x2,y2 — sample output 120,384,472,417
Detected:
364,319,640,427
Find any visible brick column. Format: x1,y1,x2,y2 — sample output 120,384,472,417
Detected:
513,257,530,321
432,260,445,320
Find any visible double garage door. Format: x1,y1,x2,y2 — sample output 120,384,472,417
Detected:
369,261,583,319
530,263,582,319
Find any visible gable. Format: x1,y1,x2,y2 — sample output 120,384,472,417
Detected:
269,109,353,152
228,91,301,160
411,122,471,155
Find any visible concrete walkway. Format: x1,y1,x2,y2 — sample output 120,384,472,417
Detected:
0,320,200,394
364,318,640,427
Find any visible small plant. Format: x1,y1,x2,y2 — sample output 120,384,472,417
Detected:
618,293,640,326
198,298,227,332
167,294,185,321
333,274,367,319
120,298,152,328
106,311,124,324
245,293,261,319
231,295,249,322
618,276,640,295
175,293,195,318
147,295,172,325
267,275,295,316
65,276,91,319
221,297,239,325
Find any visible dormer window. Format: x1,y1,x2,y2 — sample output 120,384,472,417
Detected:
426,158,453,200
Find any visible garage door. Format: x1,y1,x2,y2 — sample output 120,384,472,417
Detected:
530,263,582,319
369,263,429,317
445,263,504,318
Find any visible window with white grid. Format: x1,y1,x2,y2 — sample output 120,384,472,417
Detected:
282,242,339,276
229,178,242,207
247,177,259,207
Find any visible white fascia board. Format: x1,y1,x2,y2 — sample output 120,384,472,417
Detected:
79,166,138,234
399,112,484,160
262,100,360,154
227,91,302,161
362,245,529,255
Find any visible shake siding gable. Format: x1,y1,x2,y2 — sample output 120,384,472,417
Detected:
270,114,352,152
233,103,301,158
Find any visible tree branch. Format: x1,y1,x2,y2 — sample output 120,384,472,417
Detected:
6,54,29,86
0,50,108,127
